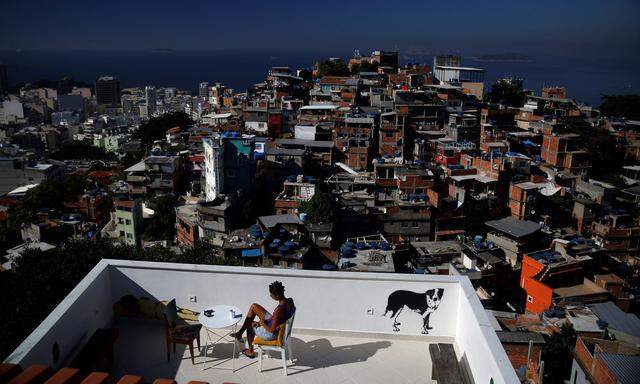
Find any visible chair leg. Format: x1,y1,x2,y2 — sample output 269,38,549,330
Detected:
189,342,195,365
258,348,263,372
281,349,288,376
288,343,294,363
166,337,171,362
173,343,176,353
196,335,201,350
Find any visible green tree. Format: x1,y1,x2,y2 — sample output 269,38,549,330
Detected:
541,323,577,384
599,94,640,120
299,191,339,223
487,80,525,107
133,112,193,148
350,61,379,75
143,195,178,241
121,150,145,168
316,60,350,77
5,175,89,241
297,69,312,82
557,118,625,180
0,237,239,360
49,141,116,161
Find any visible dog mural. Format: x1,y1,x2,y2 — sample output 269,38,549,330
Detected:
383,288,444,334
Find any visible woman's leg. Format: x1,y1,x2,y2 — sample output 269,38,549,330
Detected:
246,327,256,355
235,303,268,338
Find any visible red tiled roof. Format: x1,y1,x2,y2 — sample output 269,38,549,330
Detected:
87,171,114,179
0,196,19,207
115,200,135,209
319,76,350,85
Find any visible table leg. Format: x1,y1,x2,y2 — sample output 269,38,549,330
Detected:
200,325,240,371
232,323,236,372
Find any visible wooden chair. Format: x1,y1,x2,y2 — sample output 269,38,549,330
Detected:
163,299,201,365
254,312,295,376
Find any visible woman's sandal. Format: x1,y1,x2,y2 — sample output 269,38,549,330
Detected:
241,348,256,359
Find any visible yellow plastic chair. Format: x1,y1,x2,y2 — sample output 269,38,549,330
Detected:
254,312,295,375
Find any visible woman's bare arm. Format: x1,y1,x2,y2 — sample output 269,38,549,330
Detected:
263,306,283,333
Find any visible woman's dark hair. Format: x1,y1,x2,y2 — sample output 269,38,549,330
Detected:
269,280,285,296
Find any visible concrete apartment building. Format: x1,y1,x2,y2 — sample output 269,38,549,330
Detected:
103,200,143,248
95,76,121,106
540,125,591,176
0,158,65,195
203,134,255,202
485,217,543,267
274,175,317,215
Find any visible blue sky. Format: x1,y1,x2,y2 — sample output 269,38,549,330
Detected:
1,0,639,58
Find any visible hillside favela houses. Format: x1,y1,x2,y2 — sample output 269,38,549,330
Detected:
2,44,640,384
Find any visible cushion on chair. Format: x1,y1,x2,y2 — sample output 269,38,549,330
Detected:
254,324,286,347
171,324,201,341
164,299,178,326
160,301,200,322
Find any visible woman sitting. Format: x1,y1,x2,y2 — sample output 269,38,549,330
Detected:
232,280,295,358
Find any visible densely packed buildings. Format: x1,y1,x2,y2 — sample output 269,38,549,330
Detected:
2,51,640,384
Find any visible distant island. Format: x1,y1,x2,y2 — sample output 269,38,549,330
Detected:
472,53,532,62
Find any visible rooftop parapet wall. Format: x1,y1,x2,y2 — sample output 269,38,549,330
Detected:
109,261,461,337
5,259,518,384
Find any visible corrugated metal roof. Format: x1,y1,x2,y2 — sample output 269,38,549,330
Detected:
258,214,302,229
588,301,640,337
597,353,640,384
485,217,543,239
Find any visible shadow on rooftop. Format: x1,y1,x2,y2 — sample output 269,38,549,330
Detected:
262,337,392,376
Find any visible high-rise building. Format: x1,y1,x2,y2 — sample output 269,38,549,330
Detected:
95,76,121,106
57,77,74,95
203,137,224,201
145,86,157,116
209,83,225,106
199,82,209,98
114,200,143,248
203,134,256,201
0,63,8,96
434,55,461,68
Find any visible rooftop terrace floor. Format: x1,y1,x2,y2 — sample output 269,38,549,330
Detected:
110,318,447,384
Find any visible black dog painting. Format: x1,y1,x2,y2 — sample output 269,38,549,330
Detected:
383,288,444,334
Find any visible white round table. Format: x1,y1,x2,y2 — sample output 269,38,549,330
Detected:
198,305,243,371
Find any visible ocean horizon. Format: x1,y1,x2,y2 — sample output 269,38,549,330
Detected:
1,50,639,106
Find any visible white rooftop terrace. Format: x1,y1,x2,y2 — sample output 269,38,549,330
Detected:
5,260,517,384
